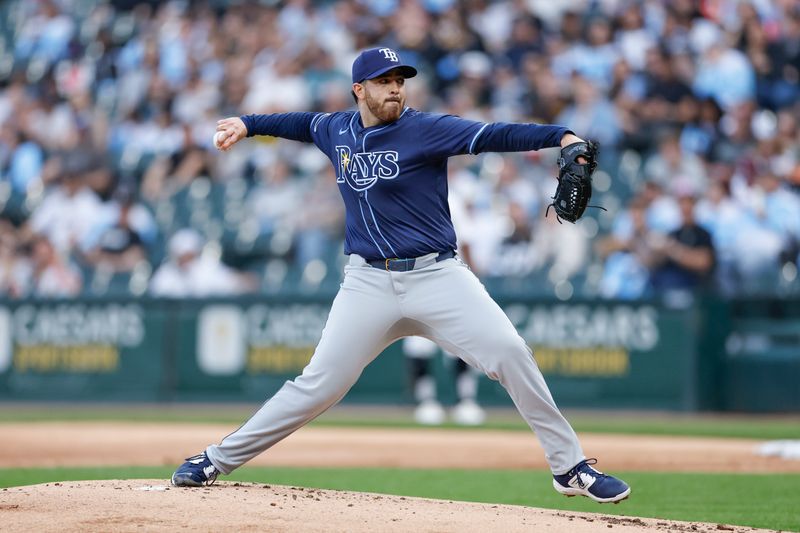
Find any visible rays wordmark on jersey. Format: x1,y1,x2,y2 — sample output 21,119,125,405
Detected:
335,145,400,191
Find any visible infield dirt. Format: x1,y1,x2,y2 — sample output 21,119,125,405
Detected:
1,422,797,532
1,422,798,472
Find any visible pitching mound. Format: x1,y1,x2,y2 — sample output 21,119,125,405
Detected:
0,480,769,533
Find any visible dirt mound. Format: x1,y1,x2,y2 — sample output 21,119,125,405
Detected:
0,480,769,533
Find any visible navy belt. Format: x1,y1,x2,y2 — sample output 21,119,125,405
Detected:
366,250,455,272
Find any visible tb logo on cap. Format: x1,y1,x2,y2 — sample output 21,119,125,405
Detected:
379,48,398,62
351,46,416,83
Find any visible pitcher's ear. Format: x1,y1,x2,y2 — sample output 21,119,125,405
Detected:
353,82,368,99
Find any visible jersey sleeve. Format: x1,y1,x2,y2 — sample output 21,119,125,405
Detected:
308,112,336,153
420,113,571,159
240,112,319,143
419,114,489,160
471,122,570,153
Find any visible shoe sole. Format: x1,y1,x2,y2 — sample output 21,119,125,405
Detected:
552,480,631,504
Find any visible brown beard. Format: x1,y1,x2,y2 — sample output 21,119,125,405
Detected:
365,91,403,123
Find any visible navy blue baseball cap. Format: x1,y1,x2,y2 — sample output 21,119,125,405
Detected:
352,47,417,83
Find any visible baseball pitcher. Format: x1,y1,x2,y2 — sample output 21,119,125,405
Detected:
172,47,629,504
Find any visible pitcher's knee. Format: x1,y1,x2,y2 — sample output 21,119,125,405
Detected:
291,367,357,404
481,336,533,379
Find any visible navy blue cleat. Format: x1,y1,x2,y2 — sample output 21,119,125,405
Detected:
553,458,630,503
171,452,220,487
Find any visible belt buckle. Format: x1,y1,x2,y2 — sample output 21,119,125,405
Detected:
385,258,396,271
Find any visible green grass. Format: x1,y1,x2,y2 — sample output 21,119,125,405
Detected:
1,405,799,440
1,467,798,531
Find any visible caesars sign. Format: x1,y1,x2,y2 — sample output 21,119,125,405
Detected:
198,302,660,379
197,304,329,376
504,304,660,378
0,304,145,373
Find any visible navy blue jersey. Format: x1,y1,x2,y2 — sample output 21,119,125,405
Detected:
241,108,569,260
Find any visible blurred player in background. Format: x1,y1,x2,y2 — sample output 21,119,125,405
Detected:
404,336,486,426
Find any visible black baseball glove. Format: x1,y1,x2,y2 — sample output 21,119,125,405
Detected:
546,140,603,223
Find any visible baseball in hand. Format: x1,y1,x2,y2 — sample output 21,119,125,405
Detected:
213,131,226,149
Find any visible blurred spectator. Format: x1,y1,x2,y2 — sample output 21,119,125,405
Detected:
643,131,708,196
680,97,723,159
695,173,748,294
597,197,654,299
582,16,619,87
244,53,313,113
28,153,104,254
519,54,563,123
150,229,255,297
504,15,544,71
648,194,715,293
246,158,303,242
29,234,83,297
528,215,589,283
0,223,32,298
489,201,537,277
293,166,345,269
757,172,800,263
601,192,715,297
692,33,756,109
2,131,44,194
641,48,695,135
740,6,800,110
487,201,589,283
556,74,621,149
14,0,75,66
640,181,681,235
613,3,655,71
79,184,156,273
302,45,350,108
0,0,798,299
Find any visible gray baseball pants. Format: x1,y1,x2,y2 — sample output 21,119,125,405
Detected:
206,254,585,475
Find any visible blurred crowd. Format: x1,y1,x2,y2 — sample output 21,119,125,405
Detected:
0,0,799,300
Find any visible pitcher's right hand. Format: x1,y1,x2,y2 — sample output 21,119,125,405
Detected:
214,117,247,151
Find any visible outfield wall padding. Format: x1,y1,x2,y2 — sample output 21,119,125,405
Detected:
0,295,797,411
